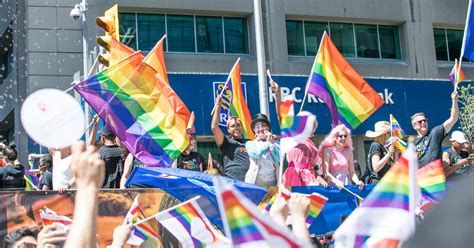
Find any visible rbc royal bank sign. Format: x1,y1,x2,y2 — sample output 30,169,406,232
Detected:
212,82,248,127
168,74,461,136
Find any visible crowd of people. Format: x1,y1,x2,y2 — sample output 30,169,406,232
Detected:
0,81,472,247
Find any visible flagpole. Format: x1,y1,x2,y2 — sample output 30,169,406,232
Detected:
144,34,167,62
299,31,327,113
457,0,473,91
210,57,241,115
342,186,363,201
133,196,201,226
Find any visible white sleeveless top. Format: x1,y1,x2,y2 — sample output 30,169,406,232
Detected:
52,155,73,190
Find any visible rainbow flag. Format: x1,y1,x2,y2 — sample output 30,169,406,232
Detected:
75,51,189,167
384,136,407,153
416,159,446,202
214,177,306,247
305,31,384,128
449,58,466,85
155,196,229,247
108,37,135,66
306,193,329,226
144,34,169,84
219,59,253,139
24,168,39,191
389,114,406,140
263,186,292,212
334,145,418,247
279,97,317,153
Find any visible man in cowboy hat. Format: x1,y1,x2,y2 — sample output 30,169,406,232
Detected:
364,121,397,184
442,131,473,181
411,90,459,167
211,96,250,181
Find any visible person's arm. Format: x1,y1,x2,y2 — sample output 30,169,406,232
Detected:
371,145,395,173
211,96,225,146
120,153,134,189
65,141,105,248
288,193,312,245
443,90,459,133
270,80,282,125
88,115,100,146
442,151,472,177
323,149,343,189
246,140,270,159
348,151,364,189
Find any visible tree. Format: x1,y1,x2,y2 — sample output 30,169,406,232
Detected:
458,83,473,142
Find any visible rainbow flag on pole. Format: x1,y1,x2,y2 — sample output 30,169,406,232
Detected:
449,58,466,85
279,97,317,153
219,59,253,139
389,114,406,140
214,177,306,247
156,196,229,247
416,159,446,202
334,145,418,247
108,37,135,66
304,31,384,128
144,34,169,84
306,193,329,226
75,52,189,167
384,136,407,153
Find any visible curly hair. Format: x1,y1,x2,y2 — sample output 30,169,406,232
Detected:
3,226,39,248
319,124,353,151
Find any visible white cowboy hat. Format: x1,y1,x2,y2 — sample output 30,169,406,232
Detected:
449,131,469,144
365,121,391,138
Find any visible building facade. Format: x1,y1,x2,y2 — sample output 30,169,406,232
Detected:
0,0,472,168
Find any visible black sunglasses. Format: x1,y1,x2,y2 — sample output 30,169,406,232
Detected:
416,119,428,125
337,134,348,138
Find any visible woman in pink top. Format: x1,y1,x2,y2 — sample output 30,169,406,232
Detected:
282,113,328,187
320,124,364,189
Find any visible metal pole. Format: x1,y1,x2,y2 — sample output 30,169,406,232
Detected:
81,0,91,143
253,0,269,116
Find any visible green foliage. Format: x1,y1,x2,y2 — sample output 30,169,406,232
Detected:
458,83,473,141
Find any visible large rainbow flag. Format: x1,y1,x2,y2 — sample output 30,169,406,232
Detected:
108,37,136,66
334,145,418,247
144,34,169,84
305,32,384,129
416,159,446,202
219,59,253,139
75,52,189,166
214,177,306,247
279,97,317,153
156,196,229,247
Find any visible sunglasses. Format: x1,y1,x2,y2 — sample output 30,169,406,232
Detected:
18,242,37,248
337,134,348,139
415,119,428,125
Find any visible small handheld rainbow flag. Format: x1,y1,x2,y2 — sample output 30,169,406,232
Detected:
304,31,384,128
214,177,306,247
155,196,229,247
334,145,418,247
384,136,407,153
24,168,39,191
262,186,292,212
416,159,446,202
389,114,406,140
449,58,466,85
124,194,160,245
218,59,253,139
279,97,317,153
306,192,329,226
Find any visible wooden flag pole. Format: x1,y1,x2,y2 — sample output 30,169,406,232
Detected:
342,186,364,201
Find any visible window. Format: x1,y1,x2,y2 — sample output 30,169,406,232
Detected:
433,28,465,62
286,20,401,59
0,25,13,84
119,13,249,54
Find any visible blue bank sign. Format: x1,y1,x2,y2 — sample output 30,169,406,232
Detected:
169,74,461,136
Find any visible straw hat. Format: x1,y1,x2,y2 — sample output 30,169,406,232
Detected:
365,121,391,138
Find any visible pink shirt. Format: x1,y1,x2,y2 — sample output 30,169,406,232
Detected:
285,138,319,166
326,146,351,184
